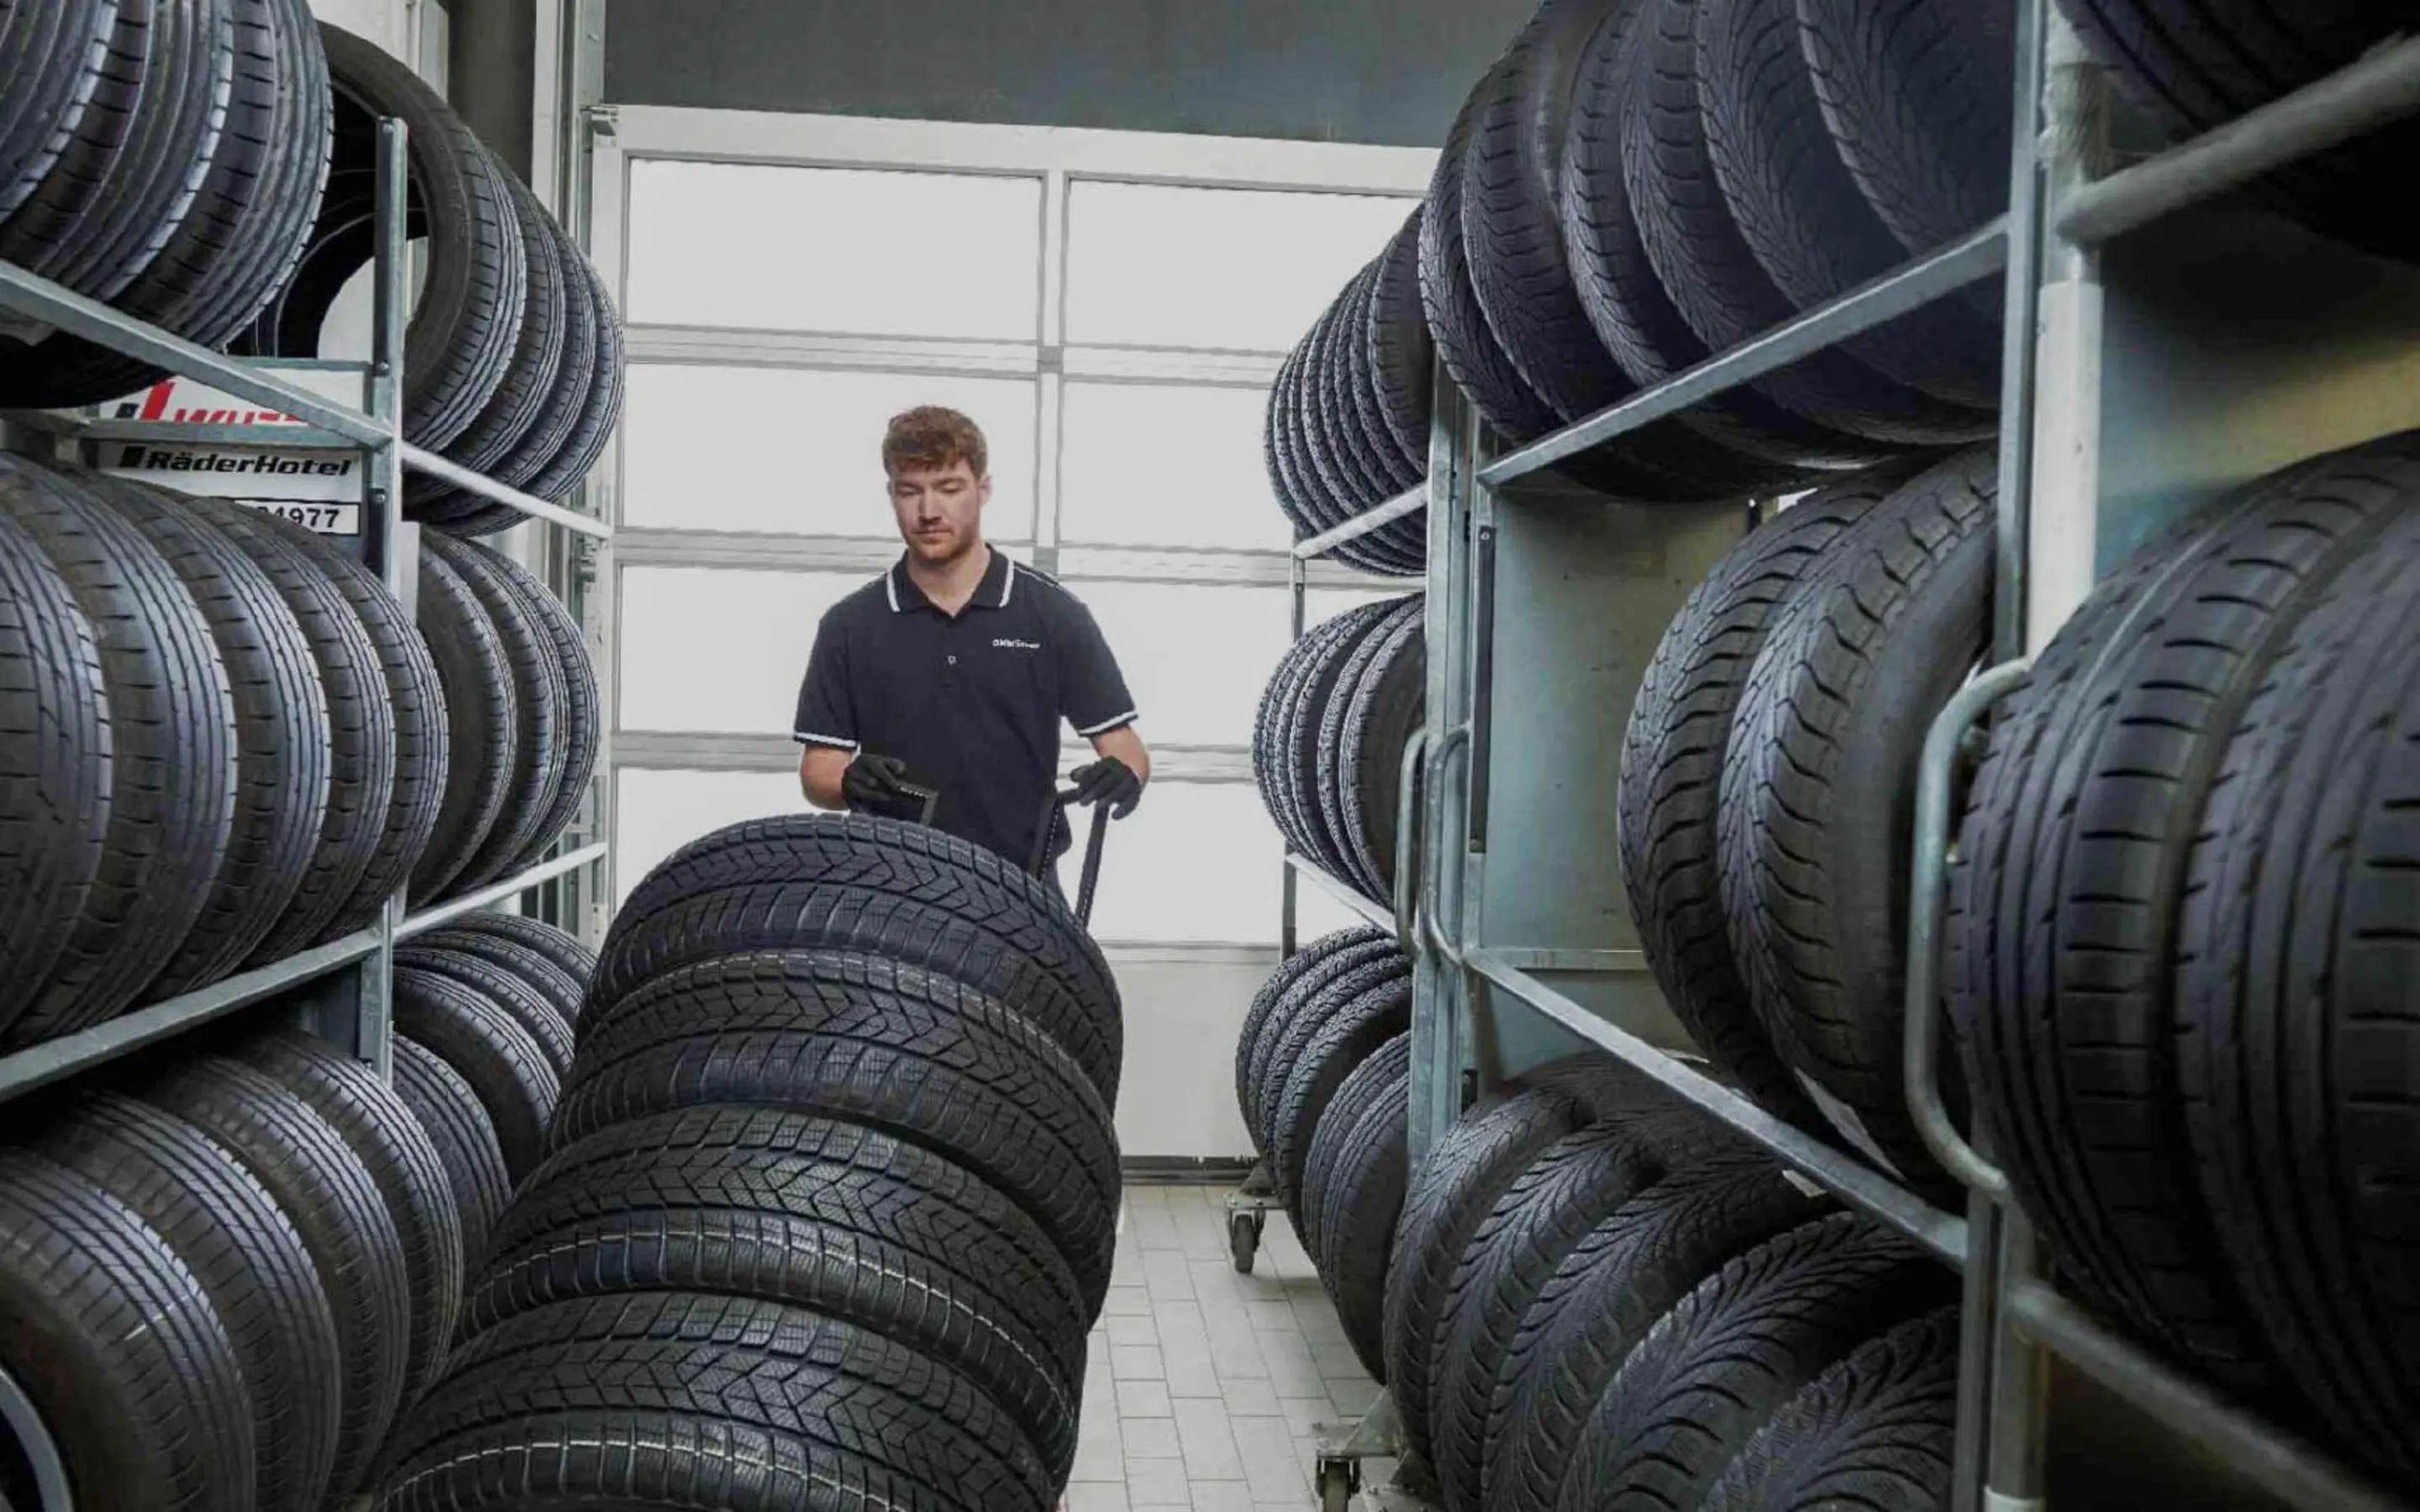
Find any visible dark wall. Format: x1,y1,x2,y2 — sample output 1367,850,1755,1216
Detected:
602,0,1539,148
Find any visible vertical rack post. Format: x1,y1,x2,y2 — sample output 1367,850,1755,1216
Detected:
357,117,413,1080
1281,547,1306,961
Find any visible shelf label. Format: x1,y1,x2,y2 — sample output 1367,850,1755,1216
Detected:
229,499,361,537
97,441,362,503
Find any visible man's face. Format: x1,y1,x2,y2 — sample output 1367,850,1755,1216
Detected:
888,458,989,565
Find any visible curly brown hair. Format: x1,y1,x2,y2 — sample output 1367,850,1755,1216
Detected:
882,405,988,479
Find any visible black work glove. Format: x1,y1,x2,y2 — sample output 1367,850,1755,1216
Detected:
842,752,912,811
1069,756,1143,818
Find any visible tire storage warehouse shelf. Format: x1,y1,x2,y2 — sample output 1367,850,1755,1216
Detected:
1241,0,2420,1509
0,8,618,1507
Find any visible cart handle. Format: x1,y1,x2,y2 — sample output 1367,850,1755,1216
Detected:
1026,788,1111,929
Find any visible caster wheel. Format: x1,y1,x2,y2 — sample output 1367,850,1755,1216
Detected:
1228,1210,1265,1273
1317,1457,1359,1511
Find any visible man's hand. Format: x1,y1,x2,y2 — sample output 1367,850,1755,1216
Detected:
842,752,912,810
1068,755,1143,818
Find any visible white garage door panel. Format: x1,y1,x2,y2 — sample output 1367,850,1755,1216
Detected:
619,565,870,734
1059,382,1292,554
1066,782,1280,945
613,767,807,904
1107,955,1271,1159
623,365,1039,540
1070,580,1290,748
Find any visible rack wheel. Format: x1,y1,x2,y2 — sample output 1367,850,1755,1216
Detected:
1317,1454,1360,1510
1228,1208,1265,1273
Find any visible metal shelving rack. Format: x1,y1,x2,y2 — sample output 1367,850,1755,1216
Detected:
0,123,613,1108
1282,6,2420,1509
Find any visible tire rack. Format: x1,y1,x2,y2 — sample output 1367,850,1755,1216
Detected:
0,114,611,1434
1282,6,2420,1509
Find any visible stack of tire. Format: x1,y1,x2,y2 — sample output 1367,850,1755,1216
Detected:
1387,1062,1965,1512
411,530,602,904
1252,595,1426,900
0,455,450,1052
1268,212,1433,575
0,0,334,408
371,813,1121,1512
1952,428,2420,1496
1618,444,1996,1200
1234,927,1418,1374
231,24,625,537
0,1012,501,1512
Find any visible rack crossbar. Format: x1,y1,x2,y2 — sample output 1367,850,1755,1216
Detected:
1468,948,1968,1263
1481,222,2009,487
399,439,613,539
1294,483,1427,560
1286,852,1397,932
397,843,611,941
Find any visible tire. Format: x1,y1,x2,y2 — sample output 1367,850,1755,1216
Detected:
1428,1116,1681,1512
1628,0,1991,448
374,1293,1050,1512
393,964,560,1184
1269,976,1413,1231
1237,927,1391,1150
1721,446,1996,1197
1565,1212,1962,1512
1302,1032,1411,1382
1289,601,1414,878
409,545,517,904
590,813,1122,1102
408,926,583,1042
1386,1067,1618,1469
423,533,564,894
465,1106,1087,1481
506,245,623,510
1265,339,1319,538
1423,60,1562,444
231,1028,466,1405
32,1089,342,1512
435,911,595,988
164,494,394,962
478,545,599,878
0,1149,251,1512
391,1033,511,1274
552,950,1122,1314
0,506,110,1041
393,942,576,1081
0,459,234,1047
1698,1307,1960,1512
1367,207,1434,474
1954,433,2420,1389
1341,273,1420,499
81,471,330,992
1313,599,1422,890
2176,502,2420,1484
0,0,116,225
1343,606,1427,898
1308,268,1400,513
135,1055,412,1498
1253,954,1413,1167
1483,1154,1827,1512
1618,463,1921,1125
1697,0,2002,409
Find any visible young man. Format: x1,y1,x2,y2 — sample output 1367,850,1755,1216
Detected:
794,406,1150,874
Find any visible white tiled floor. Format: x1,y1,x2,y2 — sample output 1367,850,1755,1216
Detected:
1067,1184,1392,1511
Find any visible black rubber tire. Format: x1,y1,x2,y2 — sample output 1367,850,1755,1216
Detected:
1286,601,1413,879
1276,309,1353,538
512,247,623,508
2049,0,2414,263
0,1149,252,1512
0,505,110,1040
1698,0,2002,408
1302,1032,1412,1382
1312,598,1421,890
434,911,595,989
1343,605,1428,898
1265,338,1319,538
1428,1116,1685,1512
1698,1307,1961,1512
590,813,1121,1103
1483,1154,1828,1512
392,964,560,1184
423,533,564,894
1558,3,1881,475
134,1054,412,1498
1253,954,1414,1167
1269,975,1413,1231
0,0,116,225
408,926,582,1043
231,1028,466,1406
478,544,599,878
429,219,601,517
1628,0,1991,448
1562,1214,1963,1512
169,495,396,962
1386,1067,1620,1470
553,950,1122,1315
466,1106,1087,1482
1237,927,1392,1149
1368,207,1434,475
0,0,150,281
1243,937,1407,1153
1618,463,1922,1125
1424,59,1562,444
1953,433,2420,1390
1340,271,1424,509
1307,267,1400,514
32,1088,343,1512
374,1292,1050,1512
81,471,330,992
409,544,517,904
2175,502,2420,1485
0,459,234,1047
391,1033,511,1275
1720,446,1996,1198
393,942,576,1081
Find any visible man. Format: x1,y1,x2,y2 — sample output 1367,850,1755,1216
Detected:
795,405,1150,878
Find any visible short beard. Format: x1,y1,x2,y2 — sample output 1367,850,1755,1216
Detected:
908,528,978,568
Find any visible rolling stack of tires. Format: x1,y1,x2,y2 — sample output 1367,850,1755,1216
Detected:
1950,429,2420,1498
1251,595,1427,900
371,813,1123,1512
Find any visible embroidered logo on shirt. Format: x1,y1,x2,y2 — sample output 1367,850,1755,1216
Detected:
993,638,1042,651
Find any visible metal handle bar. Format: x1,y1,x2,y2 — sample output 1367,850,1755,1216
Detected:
1422,724,1471,966
1393,727,1431,954
1028,787,1112,930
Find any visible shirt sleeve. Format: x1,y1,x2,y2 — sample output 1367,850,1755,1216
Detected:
792,614,860,750
1058,593,1139,738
